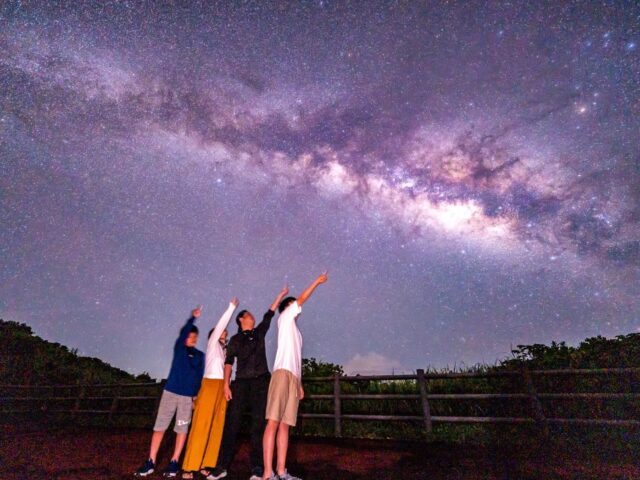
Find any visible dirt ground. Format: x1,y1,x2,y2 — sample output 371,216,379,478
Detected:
1,426,638,480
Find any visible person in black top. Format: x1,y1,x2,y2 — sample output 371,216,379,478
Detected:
208,286,289,480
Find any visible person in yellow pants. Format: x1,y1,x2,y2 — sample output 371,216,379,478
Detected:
181,298,238,479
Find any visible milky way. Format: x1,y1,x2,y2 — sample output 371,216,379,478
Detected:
1,1,639,377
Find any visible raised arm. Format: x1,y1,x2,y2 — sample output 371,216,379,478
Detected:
256,286,289,335
270,285,290,312
207,298,239,350
175,306,202,350
296,272,328,307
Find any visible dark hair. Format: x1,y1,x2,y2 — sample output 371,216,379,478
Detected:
235,309,248,329
278,296,296,313
189,325,199,335
208,328,214,339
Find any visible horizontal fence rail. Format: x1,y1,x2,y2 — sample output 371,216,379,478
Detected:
2,367,640,437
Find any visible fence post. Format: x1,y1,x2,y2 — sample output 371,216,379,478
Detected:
40,387,49,415
417,369,433,433
521,366,548,435
333,374,342,438
109,395,119,424
73,385,86,419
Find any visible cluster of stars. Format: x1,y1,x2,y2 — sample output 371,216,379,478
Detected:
0,0,638,376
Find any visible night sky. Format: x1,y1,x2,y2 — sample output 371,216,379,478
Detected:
1,1,639,378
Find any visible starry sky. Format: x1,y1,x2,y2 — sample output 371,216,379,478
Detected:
1,1,639,378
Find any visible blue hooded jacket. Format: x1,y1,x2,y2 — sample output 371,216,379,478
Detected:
164,316,204,397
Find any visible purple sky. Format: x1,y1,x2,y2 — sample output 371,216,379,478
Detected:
1,1,639,377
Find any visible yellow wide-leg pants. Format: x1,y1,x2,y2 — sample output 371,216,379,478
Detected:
182,378,227,471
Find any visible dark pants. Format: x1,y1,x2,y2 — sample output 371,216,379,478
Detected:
217,374,270,471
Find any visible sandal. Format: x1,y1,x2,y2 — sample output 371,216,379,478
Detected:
181,472,194,479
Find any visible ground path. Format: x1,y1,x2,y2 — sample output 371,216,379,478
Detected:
1,426,637,479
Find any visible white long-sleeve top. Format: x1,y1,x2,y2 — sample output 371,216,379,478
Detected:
204,302,237,379
273,301,303,379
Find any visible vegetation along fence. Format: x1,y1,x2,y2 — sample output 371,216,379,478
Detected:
2,367,640,438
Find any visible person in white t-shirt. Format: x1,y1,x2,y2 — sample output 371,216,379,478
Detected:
262,272,328,480
181,298,238,479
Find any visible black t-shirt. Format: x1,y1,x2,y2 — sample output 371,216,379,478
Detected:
225,310,274,379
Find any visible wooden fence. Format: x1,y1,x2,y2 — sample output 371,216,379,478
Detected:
2,367,640,437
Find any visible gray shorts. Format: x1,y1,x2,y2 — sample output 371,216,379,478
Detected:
153,390,194,434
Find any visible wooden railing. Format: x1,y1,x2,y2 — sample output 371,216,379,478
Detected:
2,367,640,437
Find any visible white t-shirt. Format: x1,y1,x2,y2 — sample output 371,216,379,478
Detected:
273,301,303,378
204,302,236,379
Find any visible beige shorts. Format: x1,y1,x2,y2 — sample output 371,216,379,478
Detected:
265,369,301,427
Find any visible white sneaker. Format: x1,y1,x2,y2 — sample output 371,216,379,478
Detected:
278,470,301,480
207,468,228,480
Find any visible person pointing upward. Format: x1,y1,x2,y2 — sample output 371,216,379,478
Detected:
262,272,328,480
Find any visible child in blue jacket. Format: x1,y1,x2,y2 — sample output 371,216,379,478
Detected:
135,306,205,478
